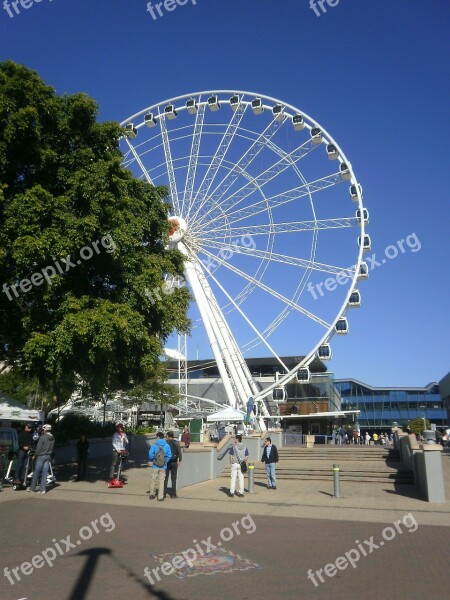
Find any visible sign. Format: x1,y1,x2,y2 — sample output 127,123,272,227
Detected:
138,411,162,421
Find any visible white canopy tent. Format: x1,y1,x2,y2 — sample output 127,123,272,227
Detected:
206,406,246,422
0,392,44,424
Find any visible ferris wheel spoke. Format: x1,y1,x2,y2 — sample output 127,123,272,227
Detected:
217,171,344,227
187,103,248,222
203,217,358,239
182,101,206,217
242,305,292,350
124,138,155,186
199,238,355,277
194,127,316,230
160,115,181,213
198,246,330,328
203,115,288,214
212,137,321,221
200,258,290,371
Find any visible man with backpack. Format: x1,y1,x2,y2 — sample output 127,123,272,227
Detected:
164,431,182,499
148,431,171,501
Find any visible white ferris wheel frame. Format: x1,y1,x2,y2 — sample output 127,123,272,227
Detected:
120,91,368,418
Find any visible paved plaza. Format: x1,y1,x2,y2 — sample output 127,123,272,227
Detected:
1,449,449,600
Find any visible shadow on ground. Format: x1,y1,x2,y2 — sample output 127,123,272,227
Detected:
68,547,182,600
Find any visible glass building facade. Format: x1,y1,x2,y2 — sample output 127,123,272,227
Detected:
334,379,446,430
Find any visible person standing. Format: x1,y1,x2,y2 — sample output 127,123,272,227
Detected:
76,433,89,481
181,426,191,449
364,432,371,445
109,423,128,480
164,431,182,498
229,435,248,498
14,423,33,483
261,437,279,490
148,431,172,501
28,424,55,494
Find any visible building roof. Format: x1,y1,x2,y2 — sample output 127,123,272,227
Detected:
167,356,327,374
334,378,439,392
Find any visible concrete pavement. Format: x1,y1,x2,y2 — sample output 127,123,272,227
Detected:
0,447,448,600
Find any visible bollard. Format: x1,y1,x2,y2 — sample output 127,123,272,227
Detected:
248,462,255,494
333,464,340,498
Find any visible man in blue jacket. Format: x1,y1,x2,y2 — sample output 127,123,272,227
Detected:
261,437,279,490
148,431,171,501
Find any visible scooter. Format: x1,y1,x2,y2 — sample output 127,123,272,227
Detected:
15,450,57,491
107,451,128,488
12,449,34,491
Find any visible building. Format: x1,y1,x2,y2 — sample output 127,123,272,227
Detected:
439,371,450,423
167,357,449,435
167,356,355,436
334,378,447,432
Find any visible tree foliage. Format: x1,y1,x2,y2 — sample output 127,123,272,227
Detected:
406,417,430,435
0,61,190,407
0,368,50,407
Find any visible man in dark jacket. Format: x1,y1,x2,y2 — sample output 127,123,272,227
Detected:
29,424,55,494
261,437,279,490
14,423,33,483
164,431,182,498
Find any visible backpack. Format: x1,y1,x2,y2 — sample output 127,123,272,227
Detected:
153,445,166,467
168,439,180,463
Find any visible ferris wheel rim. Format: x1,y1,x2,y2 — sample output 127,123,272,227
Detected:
120,90,368,403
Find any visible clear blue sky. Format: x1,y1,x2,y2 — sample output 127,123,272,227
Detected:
1,0,449,387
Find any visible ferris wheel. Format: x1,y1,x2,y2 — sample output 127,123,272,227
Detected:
120,91,369,422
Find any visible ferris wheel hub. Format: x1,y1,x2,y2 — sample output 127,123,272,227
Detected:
168,216,187,242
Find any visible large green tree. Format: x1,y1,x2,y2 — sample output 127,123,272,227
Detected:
0,61,190,409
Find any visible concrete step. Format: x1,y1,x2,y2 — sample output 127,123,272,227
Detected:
222,446,413,484
220,471,414,484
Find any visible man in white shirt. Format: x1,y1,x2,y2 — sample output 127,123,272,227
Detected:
109,423,128,480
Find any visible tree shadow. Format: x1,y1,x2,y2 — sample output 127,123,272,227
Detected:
68,547,182,600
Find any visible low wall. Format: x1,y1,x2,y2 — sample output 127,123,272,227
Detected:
54,438,112,464
52,430,285,491
397,432,445,503
53,433,157,465
398,432,421,471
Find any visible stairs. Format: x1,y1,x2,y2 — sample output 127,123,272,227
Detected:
221,446,414,485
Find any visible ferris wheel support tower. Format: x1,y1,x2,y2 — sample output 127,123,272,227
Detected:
173,227,269,427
